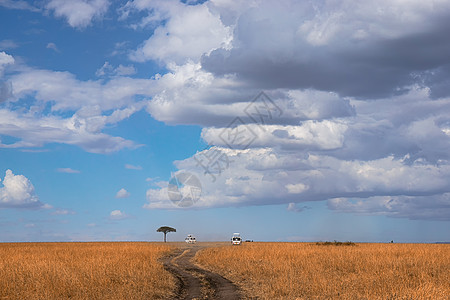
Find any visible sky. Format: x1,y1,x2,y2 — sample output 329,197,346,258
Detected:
0,0,449,243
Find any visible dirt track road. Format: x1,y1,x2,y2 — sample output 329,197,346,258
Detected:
162,244,241,300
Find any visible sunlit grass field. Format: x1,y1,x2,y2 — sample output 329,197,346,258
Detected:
0,242,175,299
196,242,450,299
2,242,448,299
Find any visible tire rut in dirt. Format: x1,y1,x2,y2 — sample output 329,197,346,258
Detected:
161,246,241,300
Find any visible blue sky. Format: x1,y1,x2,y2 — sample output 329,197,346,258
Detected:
0,0,449,243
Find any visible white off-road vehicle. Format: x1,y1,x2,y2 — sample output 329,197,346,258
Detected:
231,233,242,245
185,234,196,244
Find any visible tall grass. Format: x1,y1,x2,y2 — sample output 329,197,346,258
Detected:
0,242,175,299
196,242,449,299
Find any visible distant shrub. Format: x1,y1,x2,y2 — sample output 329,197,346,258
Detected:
316,240,356,246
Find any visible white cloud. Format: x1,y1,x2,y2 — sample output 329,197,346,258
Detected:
144,184,170,209
0,64,155,152
3,0,450,223
46,0,110,29
287,203,310,213
56,168,80,174
0,108,139,153
328,194,450,221
297,0,449,45
286,183,309,194
95,61,113,77
21,1,446,222
202,121,348,150
46,42,60,53
128,1,231,64
51,209,76,215
11,68,155,111
115,188,130,198
115,65,136,76
42,203,53,209
146,66,355,128
125,164,142,170
138,2,450,219
0,40,18,50
0,169,46,208
0,51,14,76
119,0,175,25
145,62,255,127
109,209,129,220
144,147,450,220
96,62,136,77
200,0,450,99
0,81,13,103
0,0,40,12
110,41,130,56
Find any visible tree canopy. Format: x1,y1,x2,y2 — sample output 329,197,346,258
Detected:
157,226,176,242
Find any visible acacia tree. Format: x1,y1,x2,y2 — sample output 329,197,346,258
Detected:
157,226,176,242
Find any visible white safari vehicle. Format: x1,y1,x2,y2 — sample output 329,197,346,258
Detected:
231,233,242,245
185,234,196,244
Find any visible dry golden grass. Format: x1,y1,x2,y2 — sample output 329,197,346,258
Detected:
0,242,175,300
196,242,450,299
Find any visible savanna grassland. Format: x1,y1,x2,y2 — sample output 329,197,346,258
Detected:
196,242,450,299
0,242,175,299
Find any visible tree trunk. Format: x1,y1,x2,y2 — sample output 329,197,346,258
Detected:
164,232,167,242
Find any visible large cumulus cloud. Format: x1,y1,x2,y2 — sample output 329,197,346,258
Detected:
139,0,450,220
0,169,46,208
145,147,450,220
2,0,450,220
202,0,450,99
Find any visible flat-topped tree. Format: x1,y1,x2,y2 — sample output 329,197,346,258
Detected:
157,226,176,242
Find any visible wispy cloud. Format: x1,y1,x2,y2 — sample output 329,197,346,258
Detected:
19,149,50,153
287,203,311,213
56,168,80,174
0,39,18,50
96,61,136,77
0,0,40,12
146,177,159,182
51,209,76,215
125,164,142,170
46,42,60,53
